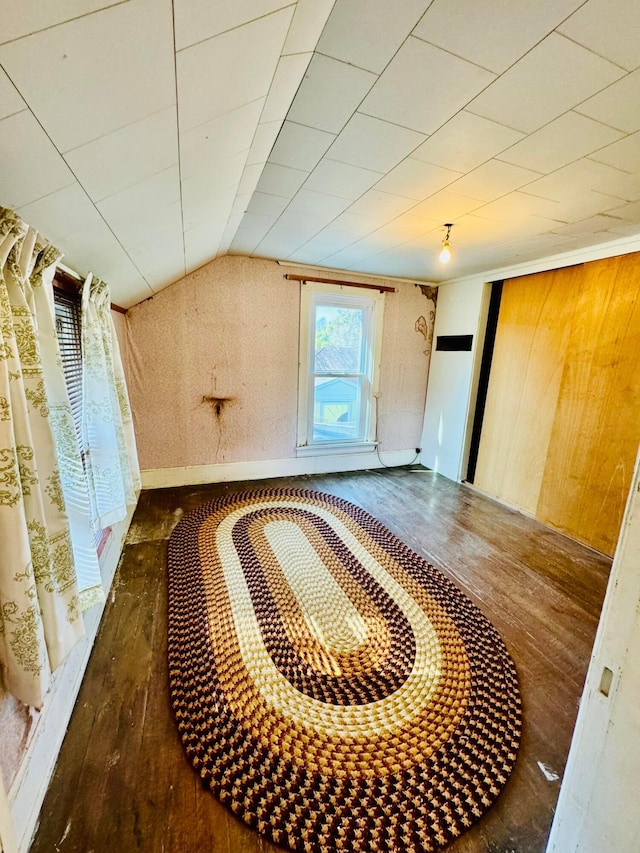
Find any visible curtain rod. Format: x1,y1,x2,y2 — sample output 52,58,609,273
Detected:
55,265,127,314
284,273,396,293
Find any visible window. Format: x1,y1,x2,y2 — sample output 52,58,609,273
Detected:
54,282,108,550
297,283,384,453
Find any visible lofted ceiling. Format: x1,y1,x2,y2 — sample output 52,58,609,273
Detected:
1,0,640,308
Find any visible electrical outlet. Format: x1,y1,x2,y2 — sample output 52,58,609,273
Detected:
415,447,421,454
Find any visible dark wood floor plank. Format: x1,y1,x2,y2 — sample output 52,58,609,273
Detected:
30,468,611,853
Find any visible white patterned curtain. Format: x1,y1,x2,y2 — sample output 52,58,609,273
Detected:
82,274,140,530
0,208,84,708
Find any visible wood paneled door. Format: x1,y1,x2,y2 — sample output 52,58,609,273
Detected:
475,252,640,556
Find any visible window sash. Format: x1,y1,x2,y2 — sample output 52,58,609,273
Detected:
298,284,384,449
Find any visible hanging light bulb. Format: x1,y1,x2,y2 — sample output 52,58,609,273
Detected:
439,223,453,264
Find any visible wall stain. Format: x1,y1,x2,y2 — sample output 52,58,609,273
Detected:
201,395,233,417
415,313,436,356
415,283,439,303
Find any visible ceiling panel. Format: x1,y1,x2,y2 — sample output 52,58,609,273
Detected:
312,210,386,247
55,221,138,278
181,158,246,230
246,120,283,166
558,0,640,72
174,0,292,50
269,121,336,171
184,219,226,273
375,159,462,201
546,191,626,223
0,110,75,209
410,191,484,222
256,219,320,257
347,190,416,222
238,164,267,196
588,132,640,173
413,0,584,74
0,0,124,46
176,7,294,132
285,189,351,223
255,163,310,198
246,192,290,218
523,159,632,202
285,214,380,263
548,214,625,238
326,113,425,173
96,167,182,250
606,200,640,222
446,160,542,202
16,183,104,243
592,170,640,203
361,37,495,136
317,0,431,74
229,212,277,255
303,159,383,200
285,53,377,134
477,192,564,224
0,0,176,154
180,100,264,178
468,33,625,133
130,237,186,287
65,106,179,202
411,111,523,173
96,260,155,307
576,69,640,134
283,0,337,55
260,53,313,125
497,112,624,174
0,67,26,120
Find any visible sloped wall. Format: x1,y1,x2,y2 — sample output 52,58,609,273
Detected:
126,256,435,473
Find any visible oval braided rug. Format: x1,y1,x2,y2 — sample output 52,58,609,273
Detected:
167,488,521,852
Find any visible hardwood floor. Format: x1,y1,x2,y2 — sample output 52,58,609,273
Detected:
30,469,611,853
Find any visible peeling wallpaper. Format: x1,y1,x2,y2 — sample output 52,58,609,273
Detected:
126,256,436,473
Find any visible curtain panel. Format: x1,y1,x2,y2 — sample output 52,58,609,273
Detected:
0,204,140,708
81,274,140,531
0,208,84,708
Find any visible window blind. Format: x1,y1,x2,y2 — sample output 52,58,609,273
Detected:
53,287,84,453
53,284,108,550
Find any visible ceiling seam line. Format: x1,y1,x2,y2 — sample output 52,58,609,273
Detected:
174,3,297,54
170,0,187,279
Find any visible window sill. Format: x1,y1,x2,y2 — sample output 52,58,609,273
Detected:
295,441,377,458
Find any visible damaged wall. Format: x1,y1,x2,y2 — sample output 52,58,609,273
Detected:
126,256,436,473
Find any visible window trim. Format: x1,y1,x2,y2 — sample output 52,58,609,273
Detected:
296,282,384,453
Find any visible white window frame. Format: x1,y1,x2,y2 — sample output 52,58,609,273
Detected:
296,282,384,456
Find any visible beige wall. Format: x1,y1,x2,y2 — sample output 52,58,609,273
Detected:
126,256,435,472
0,687,36,791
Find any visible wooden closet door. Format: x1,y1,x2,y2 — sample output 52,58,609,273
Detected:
474,266,583,515
474,254,640,556
537,254,640,555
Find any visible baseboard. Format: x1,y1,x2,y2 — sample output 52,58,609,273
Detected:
7,500,138,853
141,449,421,489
